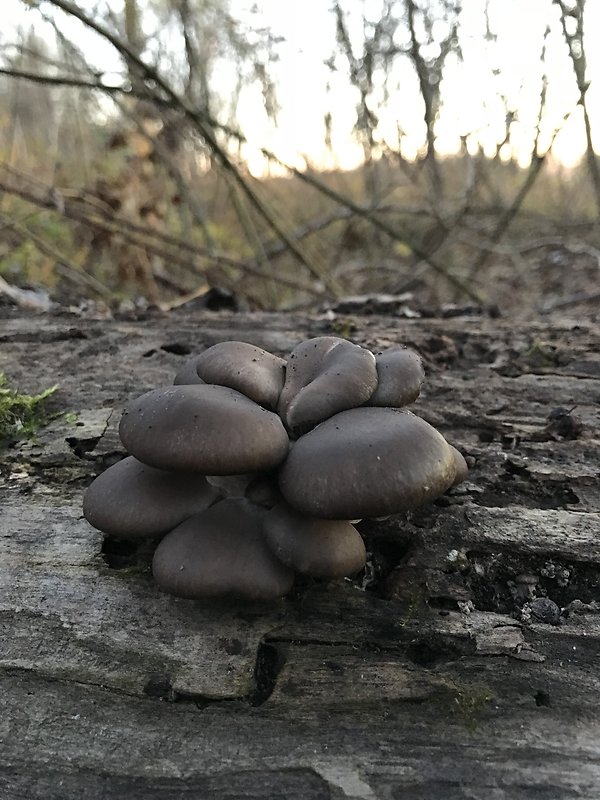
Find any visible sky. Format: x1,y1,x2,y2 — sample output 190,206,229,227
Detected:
2,0,599,174
230,0,599,172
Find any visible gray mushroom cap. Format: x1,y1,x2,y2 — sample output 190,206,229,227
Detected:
174,341,286,410
119,384,289,474
152,499,294,601
450,446,469,486
172,358,206,386
278,407,457,519
367,346,425,408
263,503,366,578
83,455,220,538
278,336,378,435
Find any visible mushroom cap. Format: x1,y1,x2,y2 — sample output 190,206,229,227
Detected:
83,456,219,538
278,407,457,519
152,499,294,601
263,503,366,578
367,346,425,408
119,384,290,474
278,336,378,435
172,358,206,386
174,341,286,410
450,446,469,486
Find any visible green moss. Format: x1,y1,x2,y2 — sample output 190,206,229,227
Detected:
524,339,559,368
112,564,152,577
0,372,58,443
398,590,425,628
438,678,493,732
328,317,357,339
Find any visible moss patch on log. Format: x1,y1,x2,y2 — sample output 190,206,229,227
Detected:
0,372,58,444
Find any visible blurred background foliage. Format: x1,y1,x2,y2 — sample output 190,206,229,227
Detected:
0,0,598,315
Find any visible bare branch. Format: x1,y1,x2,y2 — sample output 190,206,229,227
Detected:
258,148,482,303
405,0,442,195
0,212,113,300
0,167,323,298
42,0,335,293
555,0,600,217
0,66,134,95
466,101,577,280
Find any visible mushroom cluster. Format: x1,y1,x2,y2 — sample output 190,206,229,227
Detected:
84,337,467,602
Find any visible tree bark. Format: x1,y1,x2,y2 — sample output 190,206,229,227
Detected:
1,304,599,799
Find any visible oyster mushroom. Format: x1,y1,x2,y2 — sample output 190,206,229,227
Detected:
174,341,286,410
119,384,290,474
367,346,425,408
83,455,219,538
263,502,366,578
171,358,206,386
84,335,469,605
278,407,457,519
450,446,469,486
278,336,378,435
152,499,294,601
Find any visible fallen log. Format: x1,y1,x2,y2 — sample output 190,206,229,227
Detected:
1,305,599,799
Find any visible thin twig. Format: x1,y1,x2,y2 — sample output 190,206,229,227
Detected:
1,35,474,300
0,162,253,267
0,66,132,94
457,231,600,265
0,176,323,297
405,0,442,197
258,153,482,302
0,213,113,299
466,104,576,280
555,0,600,217
540,289,600,312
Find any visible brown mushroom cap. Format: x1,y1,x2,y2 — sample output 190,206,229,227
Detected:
367,346,425,408
152,499,294,601
278,336,378,435
174,341,286,410
278,407,457,519
119,384,289,474
83,456,219,538
263,503,366,578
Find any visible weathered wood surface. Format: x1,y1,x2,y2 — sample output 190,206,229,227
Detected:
1,305,599,799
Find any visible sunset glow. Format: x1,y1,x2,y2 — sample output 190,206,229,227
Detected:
3,0,599,174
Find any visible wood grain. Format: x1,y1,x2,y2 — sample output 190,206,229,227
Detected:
1,306,599,799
